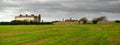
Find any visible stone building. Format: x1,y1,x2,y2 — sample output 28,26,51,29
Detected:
53,18,79,25
15,14,41,22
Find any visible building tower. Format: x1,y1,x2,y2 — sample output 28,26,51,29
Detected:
38,14,41,22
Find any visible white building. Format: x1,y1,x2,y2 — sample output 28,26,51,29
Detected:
15,14,41,22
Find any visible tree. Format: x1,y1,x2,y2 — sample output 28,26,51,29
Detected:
11,20,29,25
92,18,99,24
92,16,108,24
11,20,23,22
114,20,120,23
97,16,108,21
79,17,88,24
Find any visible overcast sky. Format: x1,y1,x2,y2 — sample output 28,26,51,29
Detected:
0,0,120,22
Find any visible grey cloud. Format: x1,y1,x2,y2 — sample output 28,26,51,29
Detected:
0,0,120,21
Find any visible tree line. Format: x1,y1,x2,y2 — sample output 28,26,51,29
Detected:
79,16,119,24
0,20,53,25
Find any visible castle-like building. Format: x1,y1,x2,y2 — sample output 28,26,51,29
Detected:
15,14,41,22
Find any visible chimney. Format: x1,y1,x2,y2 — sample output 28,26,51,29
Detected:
26,14,28,16
31,14,34,16
19,14,22,16
70,17,72,20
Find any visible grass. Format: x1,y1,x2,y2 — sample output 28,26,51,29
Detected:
0,24,120,45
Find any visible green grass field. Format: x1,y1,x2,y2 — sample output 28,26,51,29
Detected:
0,24,120,45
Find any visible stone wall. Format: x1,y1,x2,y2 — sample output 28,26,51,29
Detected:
54,21,79,25
98,21,116,24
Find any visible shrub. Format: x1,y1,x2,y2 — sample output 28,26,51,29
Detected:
92,19,99,24
79,17,88,24
114,20,120,23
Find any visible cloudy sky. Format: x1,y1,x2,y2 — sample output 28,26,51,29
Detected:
0,0,120,22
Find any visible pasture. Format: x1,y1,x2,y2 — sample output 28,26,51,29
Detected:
0,24,120,45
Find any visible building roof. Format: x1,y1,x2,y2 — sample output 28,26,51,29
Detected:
15,14,39,18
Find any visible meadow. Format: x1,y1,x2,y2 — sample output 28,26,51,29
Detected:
0,24,120,45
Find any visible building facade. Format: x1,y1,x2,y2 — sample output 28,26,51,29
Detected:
15,14,41,22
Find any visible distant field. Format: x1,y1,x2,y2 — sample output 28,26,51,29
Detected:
0,24,120,45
